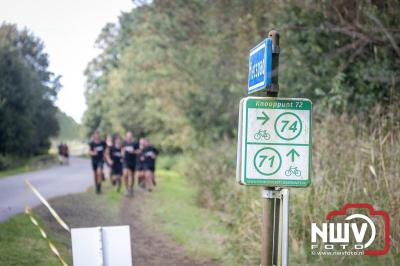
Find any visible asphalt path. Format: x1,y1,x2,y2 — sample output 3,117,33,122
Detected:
0,157,93,222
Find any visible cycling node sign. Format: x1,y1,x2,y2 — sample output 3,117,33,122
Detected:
236,97,312,187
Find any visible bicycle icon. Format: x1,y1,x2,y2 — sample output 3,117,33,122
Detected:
285,166,301,177
254,129,271,141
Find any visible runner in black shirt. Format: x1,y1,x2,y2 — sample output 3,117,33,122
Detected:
105,134,113,184
136,138,146,189
89,131,106,194
142,138,159,192
122,131,140,197
105,135,123,192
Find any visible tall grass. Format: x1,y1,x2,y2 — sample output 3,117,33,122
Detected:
184,105,400,265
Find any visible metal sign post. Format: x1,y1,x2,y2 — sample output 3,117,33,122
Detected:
238,30,311,265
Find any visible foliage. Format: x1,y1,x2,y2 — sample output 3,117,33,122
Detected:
0,154,11,170
84,0,399,148
0,154,58,177
55,108,82,141
276,0,400,113
0,23,60,156
0,213,71,266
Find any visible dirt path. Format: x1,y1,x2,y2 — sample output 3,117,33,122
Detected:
120,191,217,266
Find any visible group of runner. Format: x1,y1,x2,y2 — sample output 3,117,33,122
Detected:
89,130,159,196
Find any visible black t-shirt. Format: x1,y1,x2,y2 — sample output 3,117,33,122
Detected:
143,146,159,167
89,141,106,161
110,146,122,167
123,141,139,163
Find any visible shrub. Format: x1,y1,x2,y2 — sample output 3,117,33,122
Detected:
0,155,10,170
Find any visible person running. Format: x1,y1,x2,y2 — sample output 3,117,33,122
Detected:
62,143,69,165
142,139,159,192
137,138,146,189
105,135,123,192
122,131,140,197
58,143,64,165
105,134,113,184
89,131,106,194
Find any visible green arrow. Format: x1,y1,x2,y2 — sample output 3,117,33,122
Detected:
286,148,300,162
257,111,270,125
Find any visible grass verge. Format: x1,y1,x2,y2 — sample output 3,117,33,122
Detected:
0,181,121,266
0,212,72,265
141,168,231,264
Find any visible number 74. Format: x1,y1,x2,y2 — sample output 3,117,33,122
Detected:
281,120,298,133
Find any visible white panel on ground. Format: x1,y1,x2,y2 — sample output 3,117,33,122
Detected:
102,226,132,266
71,225,132,266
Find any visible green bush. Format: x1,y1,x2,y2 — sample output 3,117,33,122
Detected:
30,154,58,169
183,141,237,211
0,155,11,170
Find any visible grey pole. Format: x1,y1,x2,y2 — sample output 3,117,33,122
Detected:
281,189,289,266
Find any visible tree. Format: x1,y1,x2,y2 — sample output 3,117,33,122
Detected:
84,0,400,149
0,23,60,156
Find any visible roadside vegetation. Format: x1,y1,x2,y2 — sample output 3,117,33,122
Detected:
141,168,229,264
83,1,399,265
0,154,58,178
55,110,82,141
0,209,71,265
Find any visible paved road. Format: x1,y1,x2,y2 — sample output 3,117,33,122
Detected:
0,157,93,222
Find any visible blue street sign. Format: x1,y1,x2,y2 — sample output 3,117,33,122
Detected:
247,38,272,94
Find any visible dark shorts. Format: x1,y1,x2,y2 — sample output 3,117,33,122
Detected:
111,164,123,175
137,162,145,171
91,159,104,171
143,164,155,172
123,160,136,171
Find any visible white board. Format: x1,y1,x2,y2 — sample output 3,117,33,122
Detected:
237,97,312,187
71,225,132,266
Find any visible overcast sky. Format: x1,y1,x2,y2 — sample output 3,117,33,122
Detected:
0,0,133,122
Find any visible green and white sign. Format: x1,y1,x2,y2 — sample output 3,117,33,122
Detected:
237,97,312,187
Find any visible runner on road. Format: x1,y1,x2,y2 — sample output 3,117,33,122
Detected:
58,143,64,165
89,131,106,194
62,143,69,165
122,131,140,197
105,135,123,192
142,139,159,192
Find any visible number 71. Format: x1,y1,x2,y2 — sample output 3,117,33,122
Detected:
259,155,275,168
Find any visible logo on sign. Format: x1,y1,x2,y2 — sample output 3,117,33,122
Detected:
247,38,272,94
